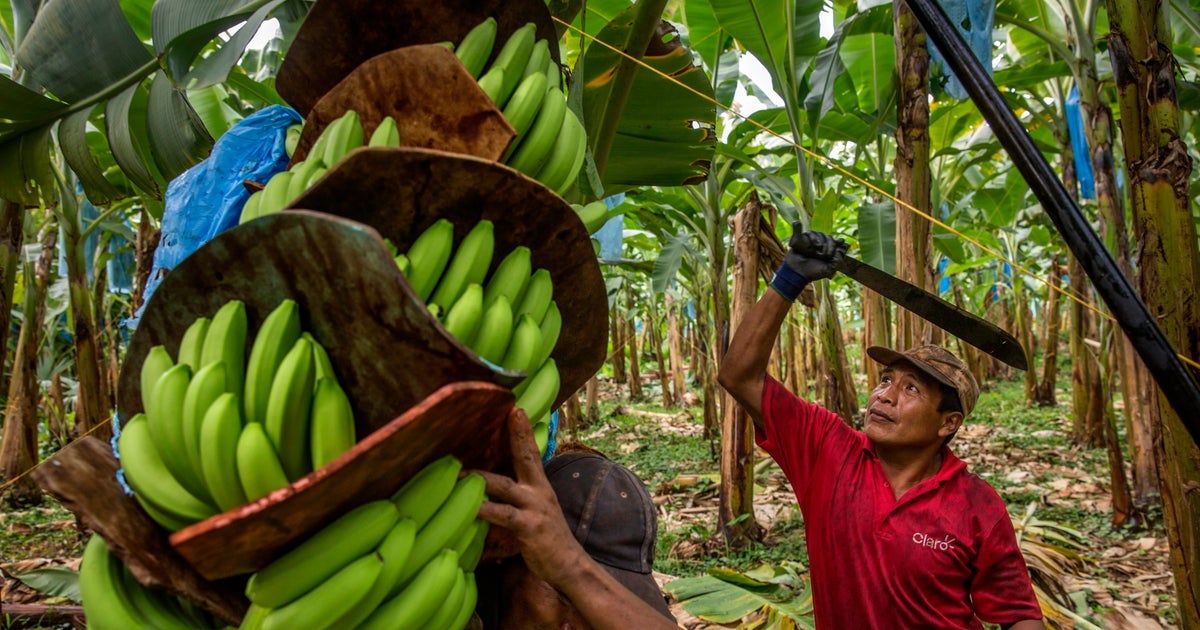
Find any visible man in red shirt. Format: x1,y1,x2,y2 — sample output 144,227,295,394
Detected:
718,228,1046,629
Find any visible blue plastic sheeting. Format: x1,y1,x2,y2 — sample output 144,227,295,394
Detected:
593,193,626,260
126,105,301,332
938,257,951,294
542,410,560,464
928,0,995,99
1066,85,1096,199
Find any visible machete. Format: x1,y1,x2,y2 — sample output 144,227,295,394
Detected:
835,255,1028,370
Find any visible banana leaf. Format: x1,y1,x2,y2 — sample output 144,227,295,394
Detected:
579,5,715,195
665,567,816,628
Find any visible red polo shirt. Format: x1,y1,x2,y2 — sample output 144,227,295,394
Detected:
757,377,1042,628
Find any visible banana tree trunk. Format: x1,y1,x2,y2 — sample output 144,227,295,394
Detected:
1,218,56,506
610,300,627,387
625,287,643,400
719,201,764,546
863,289,891,389
59,189,108,440
1016,286,1037,401
893,0,937,348
1068,254,1100,444
133,208,160,313
1108,1,1200,619
585,376,599,426
695,306,719,440
816,284,858,423
1034,266,1063,405
953,285,986,384
648,301,672,408
0,200,24,385
1098,336,1134,527
667,293,685,405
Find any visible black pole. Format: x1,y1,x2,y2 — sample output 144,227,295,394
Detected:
904,0,1200,444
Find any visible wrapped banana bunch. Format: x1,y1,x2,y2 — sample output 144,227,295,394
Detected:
119,299,357,532
233,455,486,630
393,218,560,453
454,18,587,196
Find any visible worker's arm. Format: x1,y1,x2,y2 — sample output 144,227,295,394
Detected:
475,409,678,630
717,228,846,430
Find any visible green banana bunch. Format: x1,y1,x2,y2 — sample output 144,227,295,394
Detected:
534,107,588,195
367,115,400,147
319,109,365,169
455,17,498,78
263,336,316,481
422,565,468,630
500,71,549,156
145,363,211,499
514,267,554,323
429,219,495,312
200,299,248,397
391,454,463,529
359,548,460,630
451,573,480,630
118,414,218,530
246,499,399,608
309,378,356,470
514,358,561,422
506,86,567,177
483,246,532,309
181,361,227,497
404,219,455,301
500,313,543,373
236,421,292,502
176,316,210,370
243,299,302,426
442,282,484,347
260,552,384,630
394,473,487,589
79,534,148,629
199,392,248,512
470,294,514,366
480,22,537,107
530,300,562,370
120,557,217,630
139,345,174,416
339,518,418,628
451,518,489,572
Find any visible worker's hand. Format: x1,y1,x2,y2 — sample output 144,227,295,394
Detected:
473,408,590,588
784,226,847,282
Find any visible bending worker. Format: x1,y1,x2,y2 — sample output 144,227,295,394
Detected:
717,227,1046,629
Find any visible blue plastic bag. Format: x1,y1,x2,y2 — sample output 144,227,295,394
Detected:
126,105,301,332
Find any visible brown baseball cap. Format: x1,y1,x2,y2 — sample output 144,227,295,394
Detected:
867,344,980,417
544,452,676,621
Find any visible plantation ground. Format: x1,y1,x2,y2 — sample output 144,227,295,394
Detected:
0,373,1180,629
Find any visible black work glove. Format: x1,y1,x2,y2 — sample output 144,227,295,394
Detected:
769,226,848,302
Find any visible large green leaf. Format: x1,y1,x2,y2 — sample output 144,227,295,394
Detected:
857,201,896,273
0,124,52,205
106,81,161,197
839,33,896,115
151,0,265,81
147,70,213,182
580,5,715,194
665,573,815,627
652,232,690,293
184,0,286,89
709,0,790,95
60,106,123,204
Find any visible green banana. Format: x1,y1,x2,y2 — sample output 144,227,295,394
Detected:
533,415,551,455
264,336,316,481
118,414,218,529
246,499,399,608
535,108,588,195
470,294,514,366
514,267,553,323
121,560,205,630
482,245,532,309
522,38,551,83
476,66,507,105
286,159,319,202
489,22,537,106
238,603,271,630
309,378,357,470
334,518,417,629
146,363,211,499
181,360,227,499
260,552,383,630
243,299,302,426
134,493,196,533
390,454,463,530
258,170,294,216
200,299,248,397
304,164,327,190
367,115,400,147
506,86,567,176
321,110,364,168
239,189,264,224
284,123,303,158
304,332,337,383
455,17,498,78
422,565,467,630
500,313,542,373
139,345,174,415
514,358,560,421
394,253,411,277
530,300,562,370
404,219,455,302
199,392,248,512
448,572,479,630
429,219,495,313
359,548,459,630
451,518,489,572
441,282,484,346
545,41,562,89
79,535,148,629
236,421,291,502
176,316,210,371
500,71,549,157
394,473,487,588
574,199,610,234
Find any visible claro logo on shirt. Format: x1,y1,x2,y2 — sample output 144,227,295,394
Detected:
912,532,956,552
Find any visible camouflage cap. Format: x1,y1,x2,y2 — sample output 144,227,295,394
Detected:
867,344,979,417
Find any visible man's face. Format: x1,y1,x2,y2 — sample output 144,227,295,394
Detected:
864,362,961,450
498,558,592,630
